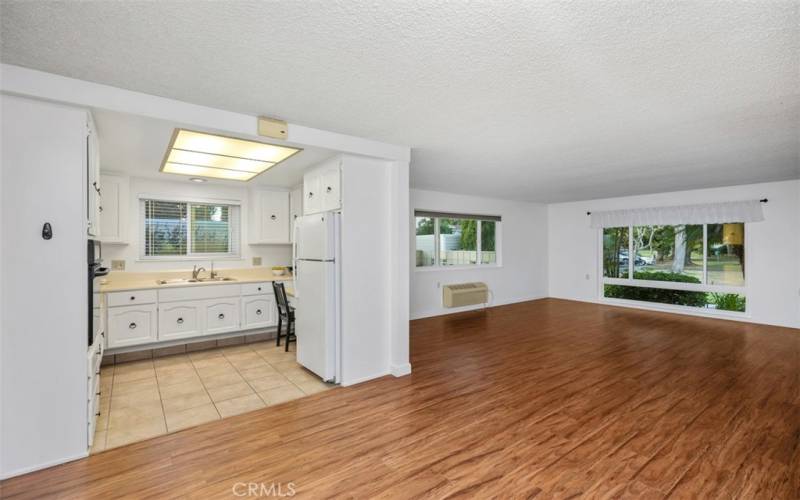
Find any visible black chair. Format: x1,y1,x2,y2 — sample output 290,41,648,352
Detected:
272,281,296,352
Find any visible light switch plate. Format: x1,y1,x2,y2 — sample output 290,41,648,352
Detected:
111,260,126,271
252,257,262,266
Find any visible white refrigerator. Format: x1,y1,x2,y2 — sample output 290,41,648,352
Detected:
292,212,341,383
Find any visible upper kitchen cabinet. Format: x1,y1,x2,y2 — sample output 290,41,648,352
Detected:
86,115,101,237
249,189,290,244
303,157,341,215
98,173,129,244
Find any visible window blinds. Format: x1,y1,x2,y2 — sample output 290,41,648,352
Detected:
588,200,765,229
141,199,240,257
414,210,501,222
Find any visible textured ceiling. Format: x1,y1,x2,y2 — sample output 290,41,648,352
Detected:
1,1,798,202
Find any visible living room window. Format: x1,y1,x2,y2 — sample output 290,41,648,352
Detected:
414,211,501,268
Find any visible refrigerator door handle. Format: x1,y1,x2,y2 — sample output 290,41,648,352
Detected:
292,218,299,298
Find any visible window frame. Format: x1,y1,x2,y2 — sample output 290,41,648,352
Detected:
138,194,242,261
597,222,749,315
414,212,502,271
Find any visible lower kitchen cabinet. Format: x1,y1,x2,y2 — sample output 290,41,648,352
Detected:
158,301,203,341
107,304,157,348
204,298,241,335
242,295,277,329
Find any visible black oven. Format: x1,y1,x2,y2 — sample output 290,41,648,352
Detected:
88,239,108,347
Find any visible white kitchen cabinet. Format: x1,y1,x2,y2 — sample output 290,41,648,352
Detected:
321,167,341,212
158,301,203,341
289,186,302,242
98,173,129,244
250,190,290,244
302,174,321,215
107,304,157,348
242,295,277,329
303,158,341,215
86,115,101,237
205,298,241,335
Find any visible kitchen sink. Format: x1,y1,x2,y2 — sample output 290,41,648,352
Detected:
156,277,236,285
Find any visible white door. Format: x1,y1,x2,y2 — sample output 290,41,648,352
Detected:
296,213,333,261
107,305,157,348
258,190,290,243
205,298,240,335
159,301,203,341
242,296,277,329
321,167,341,212
303,173,322,215
295,260,336,381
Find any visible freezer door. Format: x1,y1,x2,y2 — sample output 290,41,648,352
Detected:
295,259,336,381
295,213,334,261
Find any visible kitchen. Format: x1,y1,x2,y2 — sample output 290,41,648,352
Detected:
0,67,410,479
87,111,345,450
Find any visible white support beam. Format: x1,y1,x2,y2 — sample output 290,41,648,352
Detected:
0,64,410,162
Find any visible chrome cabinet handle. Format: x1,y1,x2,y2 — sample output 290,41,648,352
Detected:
130,296,135,301
129,322,137,329
270,214,277,220
218,313,225,320
256,309,262,315
257,287,262,291
177,318,184,324
326,186,332,193
308,192,314,198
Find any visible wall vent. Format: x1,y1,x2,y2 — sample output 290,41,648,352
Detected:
443,282,489,308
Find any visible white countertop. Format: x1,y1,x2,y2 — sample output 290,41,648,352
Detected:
100,268,293,293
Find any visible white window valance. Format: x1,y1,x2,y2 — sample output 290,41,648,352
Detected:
589,200,765,228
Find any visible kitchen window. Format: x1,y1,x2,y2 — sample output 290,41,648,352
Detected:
414,211,501,268
140,198,241,259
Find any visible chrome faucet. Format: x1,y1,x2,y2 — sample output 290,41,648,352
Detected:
210,261,218,279
192,265,206,280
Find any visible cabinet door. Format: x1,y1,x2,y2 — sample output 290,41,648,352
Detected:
303,174,322,215
158,301,203,341
99,174,129,243
256,190,290,243
321,166,341,212
242,295,277,329
289,187,302,242
107,304,157,348
205,298,240,335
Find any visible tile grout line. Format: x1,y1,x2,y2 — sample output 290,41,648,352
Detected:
250,342,310,399
220,343,271,408
187,351,225,420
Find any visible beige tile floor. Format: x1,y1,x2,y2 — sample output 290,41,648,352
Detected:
92,341,336,453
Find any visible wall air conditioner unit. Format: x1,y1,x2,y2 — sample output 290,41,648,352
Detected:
442,282,489,308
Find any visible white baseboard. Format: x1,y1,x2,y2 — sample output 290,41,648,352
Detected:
390,362,412,377
340,370,390,387
410,294,546,320
1,450,89,480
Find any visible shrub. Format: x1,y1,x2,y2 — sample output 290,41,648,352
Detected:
710,293,746,312
604,272,707,308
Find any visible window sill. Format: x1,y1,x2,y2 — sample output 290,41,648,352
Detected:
414,264,503,272
600,297,750,321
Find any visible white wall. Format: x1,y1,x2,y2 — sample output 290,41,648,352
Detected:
102,175,292,272
410,189,549,319
548,180,800,329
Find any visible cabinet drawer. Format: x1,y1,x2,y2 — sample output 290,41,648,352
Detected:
158,283,240,303
241,282,274,296
242,296,277,329
107,289,157,307
158,301,203,341
107,304,157,348
205,298,240,335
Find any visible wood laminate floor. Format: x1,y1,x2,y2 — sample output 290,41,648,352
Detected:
2,299,799,498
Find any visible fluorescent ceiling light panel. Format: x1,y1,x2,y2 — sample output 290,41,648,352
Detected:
160,129,301,181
